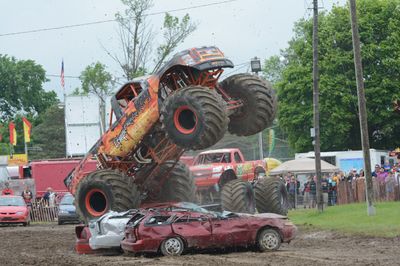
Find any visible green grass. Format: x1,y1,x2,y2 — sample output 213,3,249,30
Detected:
288,201,400,237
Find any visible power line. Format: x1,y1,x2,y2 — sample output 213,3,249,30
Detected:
0,0,238,37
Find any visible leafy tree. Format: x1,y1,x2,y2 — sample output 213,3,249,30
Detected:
0,55,58,121
265,0,400,152
263,55,286,85
77,62,114,133
108,0,197,79
29,105,65,160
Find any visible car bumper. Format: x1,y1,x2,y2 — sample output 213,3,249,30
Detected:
121,238,156,253
58,214,80,223
0,215,28,224
281,224,298,243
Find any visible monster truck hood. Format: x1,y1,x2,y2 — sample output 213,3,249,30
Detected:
156,46,234,76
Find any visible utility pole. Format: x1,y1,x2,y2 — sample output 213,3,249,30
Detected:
348,0,376,216
312,0,323,212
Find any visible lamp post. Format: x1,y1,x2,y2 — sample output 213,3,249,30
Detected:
251,57,263,160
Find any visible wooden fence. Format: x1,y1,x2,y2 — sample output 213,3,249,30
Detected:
29,199,59,222
337,178,400,205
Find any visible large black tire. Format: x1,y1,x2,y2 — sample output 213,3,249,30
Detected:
160,86,228,150
254,177,289,215
221,179,255,214
75,169,141,223
219,73,277,136
157,161,196,202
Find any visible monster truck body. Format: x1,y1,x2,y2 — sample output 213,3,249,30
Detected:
64,46,281,222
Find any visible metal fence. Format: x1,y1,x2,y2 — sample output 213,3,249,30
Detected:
29,199,59,222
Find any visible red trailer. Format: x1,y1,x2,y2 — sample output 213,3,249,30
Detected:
20,159,97,198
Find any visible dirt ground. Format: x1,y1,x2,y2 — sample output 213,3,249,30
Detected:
0,223,398,266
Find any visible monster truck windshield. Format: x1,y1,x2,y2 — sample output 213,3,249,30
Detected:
194,153,231,165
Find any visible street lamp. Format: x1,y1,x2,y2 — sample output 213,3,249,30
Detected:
250,56,263,160
250,57,262,73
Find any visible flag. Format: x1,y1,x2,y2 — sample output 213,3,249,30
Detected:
268,129,275,155
9,122,17,146
61,60,65,90
22,117,32,143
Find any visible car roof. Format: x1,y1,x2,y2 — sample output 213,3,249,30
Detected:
199,149,234,155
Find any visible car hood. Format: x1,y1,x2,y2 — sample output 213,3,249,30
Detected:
237,212,287,219
0,206,27,213
89,210,132,250
59,204,76,212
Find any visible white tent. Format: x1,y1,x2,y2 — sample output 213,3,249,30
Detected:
269,158,339,175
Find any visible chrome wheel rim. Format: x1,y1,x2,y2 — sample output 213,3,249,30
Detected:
164,238,182,255
261,232,279,250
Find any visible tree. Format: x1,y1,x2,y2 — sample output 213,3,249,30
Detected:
267,0,400,152
78,62,114,133
29,105,66,160
108,0,197,80
263,55,286,85
0,55,58,121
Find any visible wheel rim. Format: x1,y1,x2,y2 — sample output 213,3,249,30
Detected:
173,105,198,134
261,232,279,250
164,238,182,255
85,189,108,217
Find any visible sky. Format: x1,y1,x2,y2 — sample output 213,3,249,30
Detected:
0,0,347,100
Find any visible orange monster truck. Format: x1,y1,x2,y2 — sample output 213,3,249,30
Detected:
64,46,278,222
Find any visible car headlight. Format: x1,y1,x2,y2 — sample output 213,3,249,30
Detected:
16,211,24,215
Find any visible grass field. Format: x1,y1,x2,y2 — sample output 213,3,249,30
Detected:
288,201,400,237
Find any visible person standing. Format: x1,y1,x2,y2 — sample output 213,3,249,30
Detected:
303,176,312,208
321,175,329,209
309,176,317,208
21,186,33,207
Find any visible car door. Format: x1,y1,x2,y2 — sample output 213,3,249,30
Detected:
211,215,251,247
171,214,213,249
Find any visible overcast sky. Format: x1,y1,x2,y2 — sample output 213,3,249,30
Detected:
0,0,346,100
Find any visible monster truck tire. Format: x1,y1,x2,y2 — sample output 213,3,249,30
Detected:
254,176,289,215
160,86,228,150
158,161,196,202
144,161,196,202
220,73,277,136
221,179,255,214
75,169,140,223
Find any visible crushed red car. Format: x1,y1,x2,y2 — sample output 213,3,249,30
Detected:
75,202,297,256
0,195,30,226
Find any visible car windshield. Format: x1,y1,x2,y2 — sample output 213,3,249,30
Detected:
0,196,25,206
60,195,74,205
194,153,231,165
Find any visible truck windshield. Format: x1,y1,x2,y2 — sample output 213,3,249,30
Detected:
194,153,231,165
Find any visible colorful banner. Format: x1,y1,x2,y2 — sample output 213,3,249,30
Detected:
9,122,17,146
268,128,275,155
8,153,28,166
22,117,32,143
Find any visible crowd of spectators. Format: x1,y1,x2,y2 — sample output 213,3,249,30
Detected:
282,160,400,208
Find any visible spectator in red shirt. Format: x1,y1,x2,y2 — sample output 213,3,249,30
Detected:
1,182,14,195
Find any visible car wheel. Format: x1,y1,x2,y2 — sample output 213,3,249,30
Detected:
58,220,63,225
257,228,281,251
22,222,28,227
160,237,184,256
